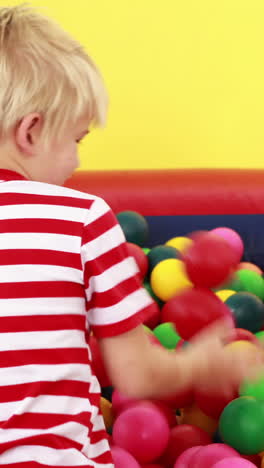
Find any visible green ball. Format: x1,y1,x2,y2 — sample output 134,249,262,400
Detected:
144,281,164,307
255,330,264,342
142,248,150,254
237,269,264,300
219,397,264,454
240,375,264,400
117,211,149,247
222,275,245,292
147,245,180,275
226,292,264,333
153,323,181,350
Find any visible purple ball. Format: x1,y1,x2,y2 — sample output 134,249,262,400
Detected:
111,446,140,468
212,457,257,468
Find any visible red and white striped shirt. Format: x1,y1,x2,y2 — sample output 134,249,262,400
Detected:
0,169,153,467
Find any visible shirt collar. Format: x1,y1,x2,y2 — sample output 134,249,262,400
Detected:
0,169,28,181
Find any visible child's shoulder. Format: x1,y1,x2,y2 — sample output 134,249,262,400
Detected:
2,178,105,209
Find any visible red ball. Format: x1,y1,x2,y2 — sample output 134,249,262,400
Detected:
126,242,149,279
113,402,170,464
142,465,164,468
183,232,238,288
194,387,238,419
160,425,211,468
228,328,259,346
151,401,178,428
88,334,111,387
161,287,234,340
143,302,161,329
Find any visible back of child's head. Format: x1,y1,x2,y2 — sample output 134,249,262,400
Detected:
0,4,108,143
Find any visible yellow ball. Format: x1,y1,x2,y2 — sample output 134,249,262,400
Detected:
215,289,236,302
180,403,218,436
150,258,192,302
225,340,259,352
165,236,193,254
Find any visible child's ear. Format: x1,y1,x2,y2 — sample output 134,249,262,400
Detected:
15,113,43,155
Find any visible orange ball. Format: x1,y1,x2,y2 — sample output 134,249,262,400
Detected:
237,262,263,275
100,397,114,430
179,403,218,436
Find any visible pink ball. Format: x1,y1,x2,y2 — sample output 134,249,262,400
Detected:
111,446,140,468
192,444,240,468
210,228,244,263
212,457,257,468
112,402,170,464
112,389,137,416
174,446,203,467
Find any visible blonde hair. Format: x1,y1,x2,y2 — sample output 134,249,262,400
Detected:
0,4,108,143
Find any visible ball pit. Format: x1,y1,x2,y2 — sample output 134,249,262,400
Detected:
91,214,264,467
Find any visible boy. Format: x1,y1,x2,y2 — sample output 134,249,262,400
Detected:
0,5,261,467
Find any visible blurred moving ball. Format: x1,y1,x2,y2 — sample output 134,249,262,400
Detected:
161,287,234,340
210,227,244,263
117,211,149,247
183,232,239,288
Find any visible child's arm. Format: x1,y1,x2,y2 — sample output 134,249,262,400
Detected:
99,320,262,399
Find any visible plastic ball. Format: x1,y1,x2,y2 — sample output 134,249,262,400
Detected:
223,275,245,292
161,287,234,341
173,446,203,468
238,262,262,275
210,227,244,263
142,301,161,329
192,444,240,468
117,211,149,247
147,245,181,275
153,323,181,349
255,330,264,342
112,402,170,464
166,236,193,253
226,292,264,333
216,290,236,302
112,389,137,416
228,328,259,345
100,397,114,430
184,232,238,288
144,281,164,307
219,397,264,454
151,258,192,302
240,374,264,400
160,424,211,467
212,458,257,468
195,386,238,420
142,465,164,468
180,403,218,436
111,446,140,468
126,242,149,279
236,270,264,301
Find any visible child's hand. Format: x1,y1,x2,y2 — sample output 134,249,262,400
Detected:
184,320,264,395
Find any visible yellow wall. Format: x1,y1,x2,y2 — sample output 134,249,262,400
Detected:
7,0,264,170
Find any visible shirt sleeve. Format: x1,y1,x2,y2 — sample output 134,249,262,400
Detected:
81,196,155,339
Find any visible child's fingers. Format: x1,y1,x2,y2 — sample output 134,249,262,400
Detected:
191,318,233,345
